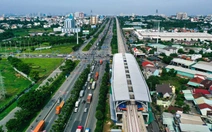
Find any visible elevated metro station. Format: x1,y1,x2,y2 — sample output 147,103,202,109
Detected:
110,53,152,131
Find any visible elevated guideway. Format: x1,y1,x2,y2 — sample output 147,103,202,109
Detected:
114,17,149,132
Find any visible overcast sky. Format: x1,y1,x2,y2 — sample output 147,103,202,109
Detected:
0,0,212,16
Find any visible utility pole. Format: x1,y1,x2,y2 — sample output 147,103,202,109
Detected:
77,25,79,44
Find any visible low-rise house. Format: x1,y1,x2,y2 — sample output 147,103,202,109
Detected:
156,84,175,107
156,84,174,98
174,112,210,132
187,77,204,87
162,112,176,132
201,79,212,89
167,106,183,113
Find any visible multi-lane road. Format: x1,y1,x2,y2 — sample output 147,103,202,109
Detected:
64,18,113,132
26,18,113,132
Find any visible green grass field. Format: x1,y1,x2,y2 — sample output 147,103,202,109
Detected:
0,59,31,107
30,44,74,54
0,44,75,54
21,58,63,78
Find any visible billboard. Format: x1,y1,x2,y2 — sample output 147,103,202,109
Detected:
83,30,89,35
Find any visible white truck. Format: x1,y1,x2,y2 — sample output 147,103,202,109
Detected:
79,90,84,97
92,81,96,89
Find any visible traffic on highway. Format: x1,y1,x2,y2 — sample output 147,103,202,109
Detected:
27,17,113,132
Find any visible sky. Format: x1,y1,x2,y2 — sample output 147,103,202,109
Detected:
0,0,212,16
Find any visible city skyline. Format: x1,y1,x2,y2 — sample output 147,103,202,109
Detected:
0,0,212,16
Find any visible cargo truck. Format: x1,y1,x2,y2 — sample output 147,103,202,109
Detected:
99,59,103,65
56,100,65,114
94,72,99,81
34,120,45,132
87,94,92,103
92,81,96,89
76,125,83,132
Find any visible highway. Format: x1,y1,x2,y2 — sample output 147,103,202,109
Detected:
64,18,113,132
26,18,110,132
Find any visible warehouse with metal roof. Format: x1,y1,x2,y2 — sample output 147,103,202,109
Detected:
191,61,212,74
170,58,196,68
110,53,151,123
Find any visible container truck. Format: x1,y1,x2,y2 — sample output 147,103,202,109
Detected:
99,59,103,65
56,100,65,114
79,90,84,97
92,81,96,89
34,120,45,132
94,72,99,81
87,94,92,103
76,125,83,132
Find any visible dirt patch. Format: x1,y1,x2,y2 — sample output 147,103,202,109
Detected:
15,73,21,78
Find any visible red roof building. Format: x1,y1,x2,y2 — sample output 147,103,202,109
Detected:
198,103,212,110
193,89,210,95
167,106,183,113
190,77,204,84
142,61,154,67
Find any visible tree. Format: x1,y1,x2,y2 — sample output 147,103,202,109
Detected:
0,126,4,132
95,110,104,120
161,68,168,77
6,118,20,131
199,50,203,54
170,53,178,57
30,71,40,82
146,76,160,91
162,56,173,64
168,68,177,77
178,48,184,54
183,105,190,113
189,49,195,54
149,49,155,54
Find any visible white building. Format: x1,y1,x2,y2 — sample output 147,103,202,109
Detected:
157,47,178,56
62,14,80,33
135,30,212,41
176,12,188,20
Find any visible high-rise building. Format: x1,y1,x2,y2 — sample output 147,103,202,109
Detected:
176,12,188,20
90,16,98,25
62,14,79,33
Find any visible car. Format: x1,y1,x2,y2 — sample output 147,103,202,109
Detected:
85,128,90,132
74,108,78,113
88,86,90,89
84,108,88,113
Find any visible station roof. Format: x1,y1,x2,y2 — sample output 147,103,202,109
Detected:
112,53,151,102
171,58,196,66
191,61,212,72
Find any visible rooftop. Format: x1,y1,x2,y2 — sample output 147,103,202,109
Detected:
179,124,210,132
166,65,212,80
156,84,172,95
178,113,204,125
192,61,212,72
171,58,196,66
112,53,151,102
